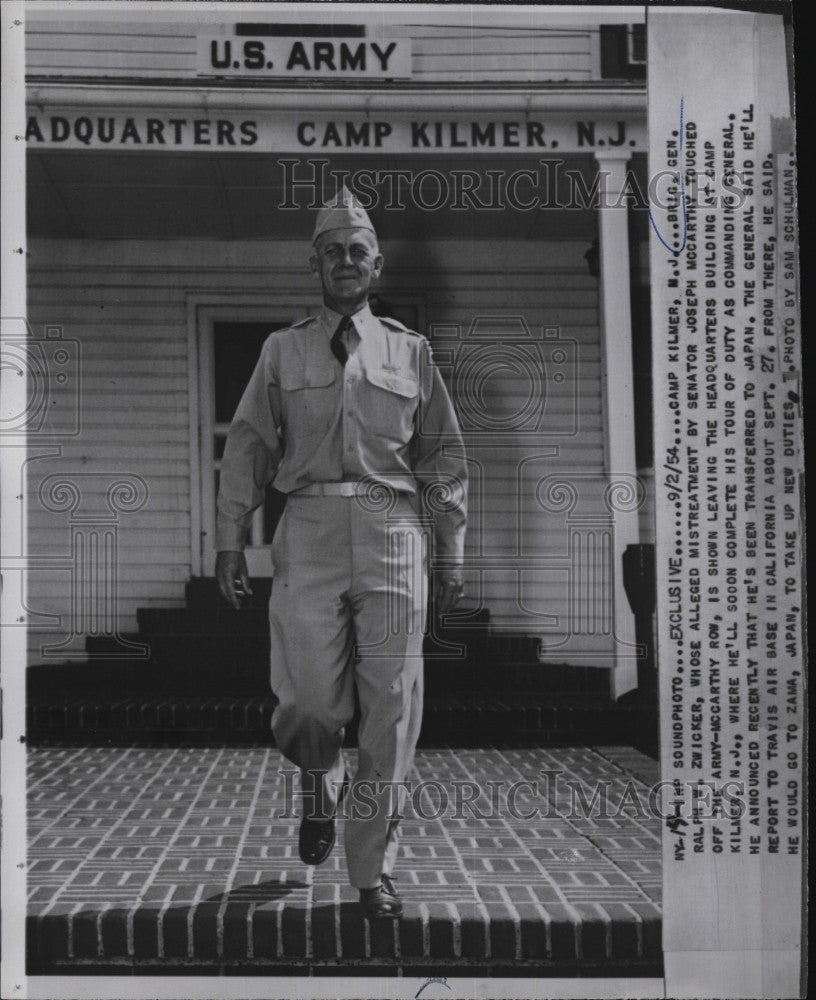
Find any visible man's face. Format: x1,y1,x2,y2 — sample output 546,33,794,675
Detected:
310,227,383,313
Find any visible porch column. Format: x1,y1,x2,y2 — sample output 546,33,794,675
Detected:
594,148,639,699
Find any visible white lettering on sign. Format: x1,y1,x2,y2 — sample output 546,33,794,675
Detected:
195,35,412,78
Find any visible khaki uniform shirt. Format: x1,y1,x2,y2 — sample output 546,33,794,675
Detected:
216,303,467,565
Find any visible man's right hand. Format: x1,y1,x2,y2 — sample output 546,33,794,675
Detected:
216,550,253,610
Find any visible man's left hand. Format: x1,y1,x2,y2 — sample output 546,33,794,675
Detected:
434,568,465,616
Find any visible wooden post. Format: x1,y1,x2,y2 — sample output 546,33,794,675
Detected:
594,148,640,699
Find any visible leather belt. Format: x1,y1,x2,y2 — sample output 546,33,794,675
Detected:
293,482,364,497
293,481,416,498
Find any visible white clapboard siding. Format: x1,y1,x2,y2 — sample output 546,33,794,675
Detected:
29,512,189,531
27,249,194,663
28,540,191,560
26,18,596,82
25,237,620,664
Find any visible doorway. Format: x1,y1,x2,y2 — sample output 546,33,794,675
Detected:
197,302,312,576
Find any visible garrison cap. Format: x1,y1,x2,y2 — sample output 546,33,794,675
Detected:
312,185,377,244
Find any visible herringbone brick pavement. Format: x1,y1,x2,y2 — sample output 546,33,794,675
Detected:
27,745,662,974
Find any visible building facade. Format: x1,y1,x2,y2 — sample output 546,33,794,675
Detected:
24,3,652,697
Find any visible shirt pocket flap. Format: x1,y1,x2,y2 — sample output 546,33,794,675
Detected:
281,365,336,391
366,368,419,398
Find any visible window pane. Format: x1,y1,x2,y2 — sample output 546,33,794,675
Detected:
213,321,287,423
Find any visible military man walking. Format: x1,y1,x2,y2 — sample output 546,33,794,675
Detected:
216,188,467,919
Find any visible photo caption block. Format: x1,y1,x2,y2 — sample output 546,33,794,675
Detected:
649,8,803,999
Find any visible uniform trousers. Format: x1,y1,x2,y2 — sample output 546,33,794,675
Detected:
268,491,427,889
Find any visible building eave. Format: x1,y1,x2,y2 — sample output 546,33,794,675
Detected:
26,80,647,115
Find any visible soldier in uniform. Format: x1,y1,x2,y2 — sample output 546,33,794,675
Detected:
216,187,467,919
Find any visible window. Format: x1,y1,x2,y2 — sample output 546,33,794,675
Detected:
600,24,646,80
212,322,288,550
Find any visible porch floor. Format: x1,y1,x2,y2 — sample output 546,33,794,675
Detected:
27,744,662,976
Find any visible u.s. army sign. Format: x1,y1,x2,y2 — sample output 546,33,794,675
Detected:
196,32,412,79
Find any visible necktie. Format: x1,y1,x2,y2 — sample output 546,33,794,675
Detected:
330,316,351,366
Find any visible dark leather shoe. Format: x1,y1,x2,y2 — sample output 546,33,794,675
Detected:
359,874,403,919
298,772,348,866
298,816,335,865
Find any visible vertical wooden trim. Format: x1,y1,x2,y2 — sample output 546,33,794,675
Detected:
198,306,216,578
589,22,602,80
595,148,639,699
186,295,202,576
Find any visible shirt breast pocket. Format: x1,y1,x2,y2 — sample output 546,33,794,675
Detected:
280,365,337,441
364,368,419,443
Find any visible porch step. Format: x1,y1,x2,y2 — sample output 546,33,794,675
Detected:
29,902,663,976
83,599,610,703
80,650,607,699
29,581,657,752
137,605,269,635
26,684,656,747
31,646,611,702
185,576,271,617
106,601,610,698
184,577,494,629
27,744,663,976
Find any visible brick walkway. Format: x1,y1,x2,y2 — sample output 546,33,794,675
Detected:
27,745,662,975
